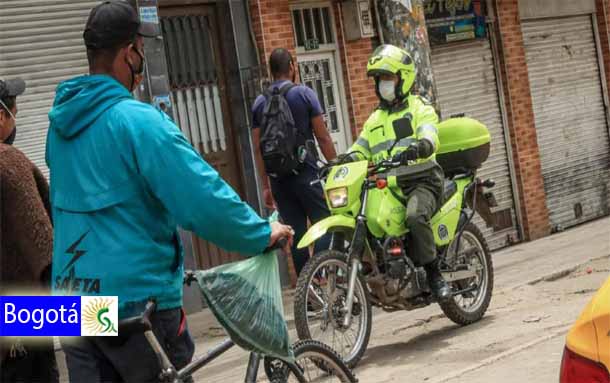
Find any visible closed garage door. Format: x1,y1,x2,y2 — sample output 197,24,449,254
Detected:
432,39,520,250
0,0,99,175
522,15,610,230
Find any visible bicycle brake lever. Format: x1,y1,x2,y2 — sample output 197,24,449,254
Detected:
183,270,197,286
263,237,289,254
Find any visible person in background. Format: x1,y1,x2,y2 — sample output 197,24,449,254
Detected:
252,48,337,276
0,78,59,382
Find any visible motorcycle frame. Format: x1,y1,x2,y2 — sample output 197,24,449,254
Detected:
340,171,480,327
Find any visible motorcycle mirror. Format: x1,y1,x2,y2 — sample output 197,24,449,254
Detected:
392,116,414,141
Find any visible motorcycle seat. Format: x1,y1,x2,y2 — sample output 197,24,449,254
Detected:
441,180,457,206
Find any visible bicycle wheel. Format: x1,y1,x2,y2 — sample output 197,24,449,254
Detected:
264,340,357,383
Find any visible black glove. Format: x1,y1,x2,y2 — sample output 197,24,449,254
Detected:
394,143,419,165
393,140,434,165
417,139,434,159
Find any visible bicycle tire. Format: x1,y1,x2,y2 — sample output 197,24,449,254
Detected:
264,340,358,383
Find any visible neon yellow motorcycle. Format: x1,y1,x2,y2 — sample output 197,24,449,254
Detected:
294,117,497,368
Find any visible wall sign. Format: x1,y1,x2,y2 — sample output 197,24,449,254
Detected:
424,0,486,45
343,0,376,41
357,1,375,37
139,6,159,24
304,38,320,51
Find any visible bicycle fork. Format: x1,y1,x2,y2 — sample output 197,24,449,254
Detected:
244,353,261,383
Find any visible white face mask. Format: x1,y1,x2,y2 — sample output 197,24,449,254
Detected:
378,80,396,102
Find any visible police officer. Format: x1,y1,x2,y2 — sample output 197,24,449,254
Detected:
347,45,451,301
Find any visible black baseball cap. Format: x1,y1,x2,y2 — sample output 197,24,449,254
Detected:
83,0,157,50
0,78,26,99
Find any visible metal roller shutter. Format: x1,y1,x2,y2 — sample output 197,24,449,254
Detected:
432,39,520,250
0,0,99,175
522,15,610,230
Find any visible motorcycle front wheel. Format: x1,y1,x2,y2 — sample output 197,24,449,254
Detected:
294,250,372,368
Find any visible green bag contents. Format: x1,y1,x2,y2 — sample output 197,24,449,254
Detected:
195,212,293,361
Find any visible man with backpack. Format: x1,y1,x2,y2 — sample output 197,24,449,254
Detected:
252,48,337,275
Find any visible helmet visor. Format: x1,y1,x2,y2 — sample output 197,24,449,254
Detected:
371,45,413,65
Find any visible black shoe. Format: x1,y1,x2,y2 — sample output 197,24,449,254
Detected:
425,261,452,302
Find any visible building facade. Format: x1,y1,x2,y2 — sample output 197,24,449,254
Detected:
1,0,609,284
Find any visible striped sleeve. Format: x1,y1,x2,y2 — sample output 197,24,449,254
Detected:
415,101,440,154
348,128,372,161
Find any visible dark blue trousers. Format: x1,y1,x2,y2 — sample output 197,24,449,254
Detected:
270,165,331,275
62,308,194,383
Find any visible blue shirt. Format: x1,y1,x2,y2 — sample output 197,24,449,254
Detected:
252,80,324,166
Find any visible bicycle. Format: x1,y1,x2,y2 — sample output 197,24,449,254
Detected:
117,272,357,383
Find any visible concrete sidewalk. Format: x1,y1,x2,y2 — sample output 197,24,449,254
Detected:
186,216,610,341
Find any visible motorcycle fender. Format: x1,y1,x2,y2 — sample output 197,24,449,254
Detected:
297,215,356,249
466,188,497,228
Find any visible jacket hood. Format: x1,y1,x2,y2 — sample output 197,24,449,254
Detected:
48,75,132,139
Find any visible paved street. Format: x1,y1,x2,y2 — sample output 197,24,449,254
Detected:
56,217,610,382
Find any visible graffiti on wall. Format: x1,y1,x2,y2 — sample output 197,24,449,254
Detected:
377,0,437,107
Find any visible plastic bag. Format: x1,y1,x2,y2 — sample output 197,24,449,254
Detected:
195,212,293,361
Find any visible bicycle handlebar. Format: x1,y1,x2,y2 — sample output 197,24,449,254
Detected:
262,236,289,254
117,300,156,335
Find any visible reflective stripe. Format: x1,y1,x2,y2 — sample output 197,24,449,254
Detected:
354,136,370,152
396,137,417,148
416,124,438,152
370,140,393,155
371,136,418,155
416,124,438,136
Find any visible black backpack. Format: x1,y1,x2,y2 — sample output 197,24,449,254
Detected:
259,82,303,178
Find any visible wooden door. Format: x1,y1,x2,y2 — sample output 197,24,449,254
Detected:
159,4,246,268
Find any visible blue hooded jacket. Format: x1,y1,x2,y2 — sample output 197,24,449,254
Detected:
47,75,271,318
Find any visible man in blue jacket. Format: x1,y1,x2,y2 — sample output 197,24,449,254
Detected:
46,1,293,381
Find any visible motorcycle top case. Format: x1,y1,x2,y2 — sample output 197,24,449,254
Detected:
436,117,490,176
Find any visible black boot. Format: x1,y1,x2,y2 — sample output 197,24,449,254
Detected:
424,259,452,302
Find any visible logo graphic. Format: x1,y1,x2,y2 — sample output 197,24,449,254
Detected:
81,297,118,336
438,224,449,241
333,166,350,181
56,231,102,294
61,231,90,274
369,55,382,65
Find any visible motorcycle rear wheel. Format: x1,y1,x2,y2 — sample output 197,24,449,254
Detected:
439,223,494,325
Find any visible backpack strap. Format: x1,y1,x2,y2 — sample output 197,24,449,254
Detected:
279,82,296,96
262,82,295,103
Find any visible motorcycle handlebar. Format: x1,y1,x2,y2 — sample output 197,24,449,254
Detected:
310,155,402,186
370,159,402,173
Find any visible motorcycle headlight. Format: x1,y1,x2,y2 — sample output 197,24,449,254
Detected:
327,187,348,208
